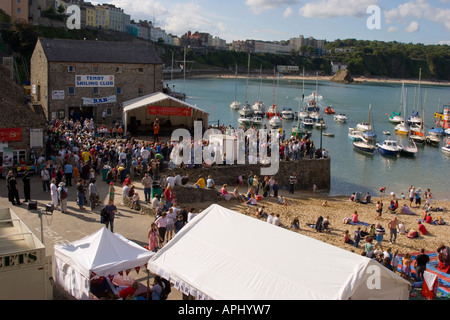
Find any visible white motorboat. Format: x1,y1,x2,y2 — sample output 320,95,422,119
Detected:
302,117,314,128
252,115,263,126
314,118,327,129
399,141,418,157
238,115,253,126
377,139,402,156
383,131,391,135
442,141,450,154
426,135,441,146
445,128,450,136
268,115,282,128
410,134,426,144
281,107,295,120
230,101,241,110
348,129,364,141
252,101,266,116
334,113,348,123
356,122,371,132
239,102,254,117
309,111,321,121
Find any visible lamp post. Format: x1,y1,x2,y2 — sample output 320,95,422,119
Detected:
319,118,324,157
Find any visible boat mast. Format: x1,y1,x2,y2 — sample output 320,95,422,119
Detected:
245,53,250,106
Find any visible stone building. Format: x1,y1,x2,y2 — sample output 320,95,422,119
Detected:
0,65,46,172
30,37,163,124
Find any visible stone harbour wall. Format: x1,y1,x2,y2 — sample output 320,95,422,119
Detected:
162,158,331,192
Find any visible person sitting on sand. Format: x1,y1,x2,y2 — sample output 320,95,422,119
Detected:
322,200,328,207
388,200,398,212
245,195,258,206
398,222,406,235
291,216,300,230
434,216,445,225
351,210,359,223
418,221,428,235
424,212,433,224
323,216,330,232
363,192,372,204
344,230,354,245
349,193,355,202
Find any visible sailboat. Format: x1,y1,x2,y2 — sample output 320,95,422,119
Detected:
353,104,377,154
408,69,423,126
410,89,427,144
389,81,405,123
268,71,282,128
292,68,307,138
394,84,410,135
230,65,241,110
252,65,265,116
239,54,254,117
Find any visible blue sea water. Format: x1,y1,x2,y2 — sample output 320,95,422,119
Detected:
166,76,450,201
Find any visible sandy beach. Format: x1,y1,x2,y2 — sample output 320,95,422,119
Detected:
179,187,449,258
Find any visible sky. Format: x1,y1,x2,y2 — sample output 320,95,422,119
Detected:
91,0,450,45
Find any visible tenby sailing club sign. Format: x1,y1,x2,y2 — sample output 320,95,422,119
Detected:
75,75,115,87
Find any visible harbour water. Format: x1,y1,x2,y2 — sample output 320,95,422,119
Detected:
165,76,450,201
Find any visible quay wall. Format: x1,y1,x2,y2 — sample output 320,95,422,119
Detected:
162,158,330,194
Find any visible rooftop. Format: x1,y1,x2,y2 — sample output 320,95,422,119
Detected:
37,38,163,65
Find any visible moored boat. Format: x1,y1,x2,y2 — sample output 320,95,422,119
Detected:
268,115,282,128
426,135,441,146
324,105,335,114
281,107,295,120
334,113,348,123
353,139,376,154
442,139,450,154
302,116,314,128
399,141,418,157
239,102,254,117
230,101,241,110
377,139,402,156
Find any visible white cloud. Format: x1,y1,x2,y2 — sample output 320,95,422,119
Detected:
298,0,378,18
405,20,420,32
438,40,450,45
384,0,450,31
284,7,294,18
245,0,300,15
387,26,399,32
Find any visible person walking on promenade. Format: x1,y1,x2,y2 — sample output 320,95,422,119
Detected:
103,199,118,233
50,178,59,211
64,162,73,187
76,178,86,210
289,174,297,194
21,170,31,202
141,173,152,203
88,179,100,211
41,165,51,192
58,182,68,214
8,172,21,206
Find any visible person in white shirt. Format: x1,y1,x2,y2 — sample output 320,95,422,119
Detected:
187,208,197,222
166,175,175,188
206,175,215,189
266,213,274,224
122,184,131,205
273,214,282,226
173,174,182,186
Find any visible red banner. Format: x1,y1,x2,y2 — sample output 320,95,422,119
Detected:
0,128,22,142
147,105,192,117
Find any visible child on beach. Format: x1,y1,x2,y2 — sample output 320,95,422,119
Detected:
344,230,354,245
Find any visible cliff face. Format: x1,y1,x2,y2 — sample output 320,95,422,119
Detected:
330,69,354,84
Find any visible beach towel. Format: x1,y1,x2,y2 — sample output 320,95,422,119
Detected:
350,221,370,227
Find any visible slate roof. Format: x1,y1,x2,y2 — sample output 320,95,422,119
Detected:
37,38,163,65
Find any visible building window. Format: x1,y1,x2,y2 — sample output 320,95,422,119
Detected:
138,67,144,74
68,65,75,72
58,109,65,120
92,66,99,73
116,66,122,73
116,86,122,95
138,86,144,95
106,107,112,116
93,87,99,95
68,87,75,95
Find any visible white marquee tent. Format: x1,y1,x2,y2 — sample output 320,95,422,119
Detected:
122,92,209,134
54,227,154,300
148,204,411,300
